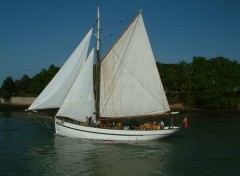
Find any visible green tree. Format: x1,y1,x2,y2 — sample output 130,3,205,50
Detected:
157,62,178,92
15,75,31,96
157,61,193,104
157,61,192,93
192,56,240,108
0,76,16,100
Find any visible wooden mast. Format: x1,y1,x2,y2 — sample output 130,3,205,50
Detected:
95,7,101,120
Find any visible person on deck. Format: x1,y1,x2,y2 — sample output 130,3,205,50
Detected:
183,117,188,128
86,117,89,126
160,120,164,130
89,116,92,126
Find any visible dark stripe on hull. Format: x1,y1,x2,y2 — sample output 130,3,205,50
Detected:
56,122,173,137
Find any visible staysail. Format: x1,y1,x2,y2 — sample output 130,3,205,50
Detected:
100,13,170,118
56,49,95,122
28,28,93,110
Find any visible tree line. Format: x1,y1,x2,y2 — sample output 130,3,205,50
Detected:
157,56,240,108
1,56,240,108
0,64,60,99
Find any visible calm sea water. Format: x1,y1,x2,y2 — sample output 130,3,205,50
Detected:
0,110,240,176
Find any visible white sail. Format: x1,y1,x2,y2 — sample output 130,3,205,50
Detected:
100,13,170,118
56,49,95,122
28,28,93,110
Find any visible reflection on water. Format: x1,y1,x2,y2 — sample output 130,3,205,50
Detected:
0,111,240,176
26,136,174,176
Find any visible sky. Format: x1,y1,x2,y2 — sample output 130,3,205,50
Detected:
1,0,240,84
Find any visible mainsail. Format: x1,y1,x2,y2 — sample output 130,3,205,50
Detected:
99,13,170,118
28,28,93,110
56,49,95,122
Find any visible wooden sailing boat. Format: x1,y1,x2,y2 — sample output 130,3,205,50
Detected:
28,8,180,141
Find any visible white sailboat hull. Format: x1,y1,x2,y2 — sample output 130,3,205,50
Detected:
55,118,179,141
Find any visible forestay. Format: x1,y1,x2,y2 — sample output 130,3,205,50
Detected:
100,13,170,118
28,29,93,110
57,49,95,122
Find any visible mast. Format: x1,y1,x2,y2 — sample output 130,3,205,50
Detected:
97,7,100,57
95,7,101,119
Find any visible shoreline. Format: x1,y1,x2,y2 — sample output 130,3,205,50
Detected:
170,103,240,111
0,104,29,112
1,97,239,112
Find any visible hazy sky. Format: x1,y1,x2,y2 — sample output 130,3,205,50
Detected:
1,0,240,84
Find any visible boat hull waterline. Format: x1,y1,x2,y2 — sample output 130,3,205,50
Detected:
55,118,179,141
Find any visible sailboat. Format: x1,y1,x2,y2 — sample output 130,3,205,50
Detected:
28,8,180,141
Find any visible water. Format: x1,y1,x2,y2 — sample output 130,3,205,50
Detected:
0,111,240,176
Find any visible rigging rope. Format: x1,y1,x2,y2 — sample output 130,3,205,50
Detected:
29,114,55,134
